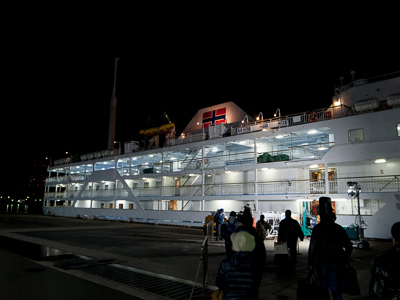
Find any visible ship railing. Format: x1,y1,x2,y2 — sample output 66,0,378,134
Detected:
204,183,255,196
137,199,203,211
231,105,352,136
203,152,255,169
46,176,399,199
334,71,400,94
44,192,66,198
46,174,90,183
258,180,309,194
333,175,400,193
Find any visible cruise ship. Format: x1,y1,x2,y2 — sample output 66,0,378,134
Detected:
44,72,400,239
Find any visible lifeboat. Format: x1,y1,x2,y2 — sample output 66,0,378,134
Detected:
140,123,175,136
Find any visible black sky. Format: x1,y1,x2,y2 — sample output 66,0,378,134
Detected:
2,14,399,193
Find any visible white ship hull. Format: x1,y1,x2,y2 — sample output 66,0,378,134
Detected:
44,74,400,239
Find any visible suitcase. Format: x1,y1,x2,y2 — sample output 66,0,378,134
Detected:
274,254,290,275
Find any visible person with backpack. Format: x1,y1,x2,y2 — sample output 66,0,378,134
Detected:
308,197,353,300
256,214,272,240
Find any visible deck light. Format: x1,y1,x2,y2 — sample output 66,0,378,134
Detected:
347,181,361,198
374,159,386,164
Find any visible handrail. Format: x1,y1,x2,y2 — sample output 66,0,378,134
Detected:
379,176,399,192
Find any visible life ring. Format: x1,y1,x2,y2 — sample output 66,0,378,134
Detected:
308,111,318,122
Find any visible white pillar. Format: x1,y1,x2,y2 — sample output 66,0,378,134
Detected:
324,163,330,194
254,139,258,209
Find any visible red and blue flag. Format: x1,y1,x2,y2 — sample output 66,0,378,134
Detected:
202,108,226,128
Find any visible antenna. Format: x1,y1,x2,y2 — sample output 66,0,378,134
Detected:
350,71,355,85
108,57,119,151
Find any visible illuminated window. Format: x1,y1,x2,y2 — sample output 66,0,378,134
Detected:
348,129,364,142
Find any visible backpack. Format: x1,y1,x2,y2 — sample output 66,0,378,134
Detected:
319,228,344,262
227,221,236,233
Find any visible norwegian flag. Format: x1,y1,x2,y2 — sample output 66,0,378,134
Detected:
202,108,226,128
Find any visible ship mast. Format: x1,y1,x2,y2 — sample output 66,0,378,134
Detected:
108,57,119,151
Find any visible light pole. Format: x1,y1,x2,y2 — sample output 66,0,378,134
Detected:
347,181,368,248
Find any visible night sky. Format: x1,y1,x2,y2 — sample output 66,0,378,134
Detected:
2,17,398,197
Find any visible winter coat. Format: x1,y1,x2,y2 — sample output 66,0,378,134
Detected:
216,251,262,300
224,216,240,228
308,220,352,267
369,244,400,300
277,217,304,249
214,213,224,225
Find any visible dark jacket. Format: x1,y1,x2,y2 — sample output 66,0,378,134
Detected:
216,251,262,300
369,244,400,300
278,217,304,248
214,213,224,225
256,220,271,240
308,220,352,267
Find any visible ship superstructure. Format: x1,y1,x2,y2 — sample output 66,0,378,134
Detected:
44,72,400,239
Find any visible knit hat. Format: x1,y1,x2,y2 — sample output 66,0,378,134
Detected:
231,231,255,252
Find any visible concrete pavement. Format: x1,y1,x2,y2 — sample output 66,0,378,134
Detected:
0,213,393,299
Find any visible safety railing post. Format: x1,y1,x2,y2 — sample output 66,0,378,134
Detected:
202,236,208,298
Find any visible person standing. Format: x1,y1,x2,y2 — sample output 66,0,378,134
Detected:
221,211,240,260
308,197,352,300
216,231,263,299
214,208,224,241
256,214,272,240
369,221,400,299
277,210,304,271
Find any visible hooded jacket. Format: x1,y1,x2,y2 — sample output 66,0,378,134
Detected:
369,244,400,300
216,251,262,300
